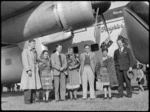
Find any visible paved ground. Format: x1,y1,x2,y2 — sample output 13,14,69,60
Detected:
1,84,149,111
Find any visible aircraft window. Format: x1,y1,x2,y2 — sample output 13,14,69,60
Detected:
73,46,78,54
5,59,12,65
91,44,99,52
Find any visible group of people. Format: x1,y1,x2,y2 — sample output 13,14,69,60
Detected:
20,37,148,104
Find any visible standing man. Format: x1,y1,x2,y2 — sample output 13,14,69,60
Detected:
20,39,42,104
114,38,134,98
51,44,67,102
80,44,96,100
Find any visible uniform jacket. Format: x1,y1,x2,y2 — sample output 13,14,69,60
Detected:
20,47,42,90
51,52,67,76
80,52,96,75
114,47,134,71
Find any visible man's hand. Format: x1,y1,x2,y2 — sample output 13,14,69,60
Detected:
60,67,64,72
69,66,72,70
28,71,32,77
129,67,132,71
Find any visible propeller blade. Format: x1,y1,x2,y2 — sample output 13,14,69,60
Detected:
94,8,103,65
100,14,110,39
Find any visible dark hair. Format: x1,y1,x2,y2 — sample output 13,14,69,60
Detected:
56,44,62,48
102,48,108,52
84,44,90,48
53,49,56,53
40,50,49,60
29,39,35,43
138,64,143,69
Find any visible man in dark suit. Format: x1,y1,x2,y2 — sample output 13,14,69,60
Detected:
114,38,134,98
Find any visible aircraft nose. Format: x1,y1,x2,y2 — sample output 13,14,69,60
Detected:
91,1,111,14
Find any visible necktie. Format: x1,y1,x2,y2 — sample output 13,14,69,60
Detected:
119,48,122,54
58,54,62,67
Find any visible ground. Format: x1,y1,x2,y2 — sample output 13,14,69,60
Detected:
1,83,149,111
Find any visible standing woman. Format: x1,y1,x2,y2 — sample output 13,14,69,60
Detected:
39,50,53,103
66,47,80,100
98,48,118,100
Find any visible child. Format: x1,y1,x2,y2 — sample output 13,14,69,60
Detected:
136,63,145,93
98,48,118,100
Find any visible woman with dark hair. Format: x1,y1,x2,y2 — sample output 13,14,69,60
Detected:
66,47,80,100
39,50,53,103
97,48,118,100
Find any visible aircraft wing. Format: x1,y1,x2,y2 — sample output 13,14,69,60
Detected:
1,1,44,21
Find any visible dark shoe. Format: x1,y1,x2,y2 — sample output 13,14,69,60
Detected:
54,100,59,102
35,100,41,103
73,98,77,100
45,100,49,103
90,98,95,100
108,97,112,100
127,94,132,98
117,95,123,98
60,99,65,101
103,97,107,100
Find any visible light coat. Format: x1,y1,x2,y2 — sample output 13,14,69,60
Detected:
51,52,67,76
20,47,42,90
80,52,96,75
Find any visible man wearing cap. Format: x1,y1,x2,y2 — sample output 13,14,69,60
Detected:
114,37,134,98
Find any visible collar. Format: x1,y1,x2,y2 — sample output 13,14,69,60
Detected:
56,51,60,55
85,52,90,56
119,46,124,52
28,47,35,51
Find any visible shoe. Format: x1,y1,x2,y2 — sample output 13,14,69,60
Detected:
90,98,95,100
35,100,41,103
127,94,132,98
60,99,65,101
73,98,77,100
70,97,73,100
108,97,112,100
45,100,49,103
54,100,59,102
117,95,123,98
103,97,107,100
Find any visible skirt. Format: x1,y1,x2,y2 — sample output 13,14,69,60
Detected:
100,67,110,86
41,69,53,90
66,69,80,90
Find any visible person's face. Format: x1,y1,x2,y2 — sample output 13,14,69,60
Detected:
29,41,36,49
117,40,124,49
84,46,91,53
69,48,74,54
102,51,108,57
56,45,62,53
43,52,49,59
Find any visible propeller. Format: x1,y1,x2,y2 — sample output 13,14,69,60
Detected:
93,2,112,75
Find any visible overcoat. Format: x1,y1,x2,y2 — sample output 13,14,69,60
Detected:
20,47,42,90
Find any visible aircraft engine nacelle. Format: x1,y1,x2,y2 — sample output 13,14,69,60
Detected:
123,1,149,64
2,1,110,44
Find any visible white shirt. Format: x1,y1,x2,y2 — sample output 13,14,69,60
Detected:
120,46,124,52
56,51,60,56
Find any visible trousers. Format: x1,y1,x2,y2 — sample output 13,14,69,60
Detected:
24,89,36,104
82,66,95,98
116,69,132,95
54,72,66,100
